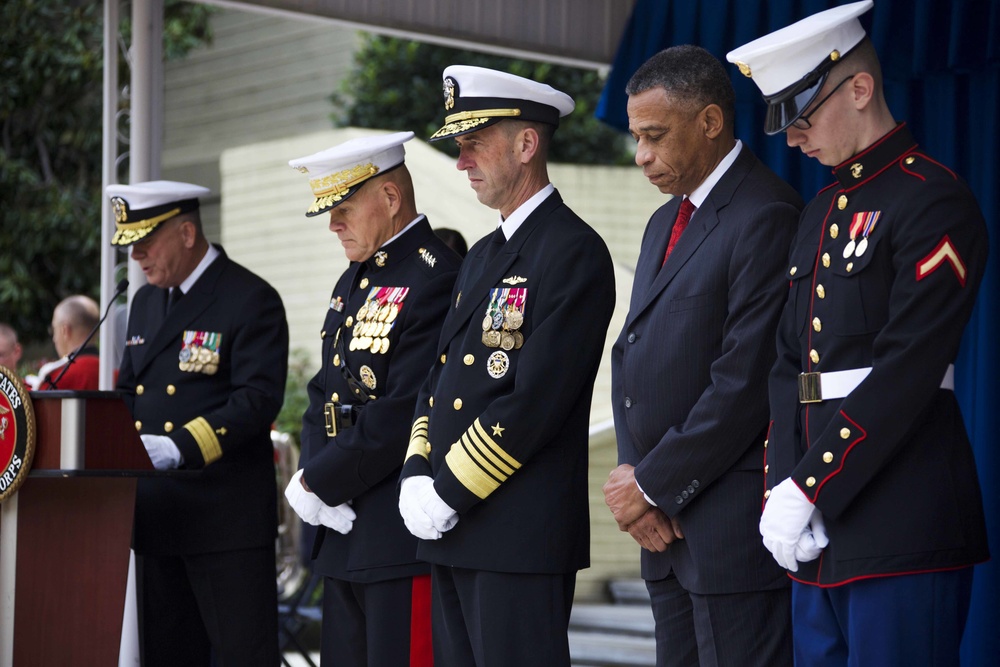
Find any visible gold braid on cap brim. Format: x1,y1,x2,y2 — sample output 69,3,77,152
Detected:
111,207,181,246
307,163,379,215
429,108,523,140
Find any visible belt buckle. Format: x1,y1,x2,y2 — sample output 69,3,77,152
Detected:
798,372,823,404
324,402,338,437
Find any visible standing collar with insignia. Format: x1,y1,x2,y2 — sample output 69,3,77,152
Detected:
833,122,917,190
363,216,434,272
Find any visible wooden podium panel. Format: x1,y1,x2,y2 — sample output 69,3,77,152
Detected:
0,391,153,666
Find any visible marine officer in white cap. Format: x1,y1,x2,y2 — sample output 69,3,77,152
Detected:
285,131,460,666
729,2,989,664
112,180,289,666
397,65,616,667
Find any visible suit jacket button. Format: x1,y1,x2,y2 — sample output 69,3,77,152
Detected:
681,490,689,499
675,496,684,504
686,485,695,494
691,480,699,488
624,397,632,408
627,332,636,343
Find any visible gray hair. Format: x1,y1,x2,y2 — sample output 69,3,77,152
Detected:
626,45,736,128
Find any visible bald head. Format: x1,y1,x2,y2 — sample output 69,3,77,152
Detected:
52,295,99,357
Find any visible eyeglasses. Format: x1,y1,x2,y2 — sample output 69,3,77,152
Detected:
790,75,855,130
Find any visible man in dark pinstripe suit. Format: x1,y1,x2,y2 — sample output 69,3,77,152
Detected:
604,46,802,667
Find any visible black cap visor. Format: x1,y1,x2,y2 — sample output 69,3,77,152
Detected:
763,69,829,135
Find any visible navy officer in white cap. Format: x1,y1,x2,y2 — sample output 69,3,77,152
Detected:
112,180,289,666
728,2,989,664
285,131,461,666
397,65,616,666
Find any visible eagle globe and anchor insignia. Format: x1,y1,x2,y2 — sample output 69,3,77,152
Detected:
0,365,36,502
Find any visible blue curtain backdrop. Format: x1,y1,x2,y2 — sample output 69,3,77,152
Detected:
596,1,999,663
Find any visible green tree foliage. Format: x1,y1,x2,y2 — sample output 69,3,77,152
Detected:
334,35,632,166
0,0,212,345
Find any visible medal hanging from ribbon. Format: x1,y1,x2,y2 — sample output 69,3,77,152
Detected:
481,287,527,350
350,286,408,354
844,211,881,259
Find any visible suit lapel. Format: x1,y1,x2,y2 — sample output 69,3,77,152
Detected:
134,253,226,375
628,147,755,324
437,191,560,351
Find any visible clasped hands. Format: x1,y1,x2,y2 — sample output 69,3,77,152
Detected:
284,469,356,534
398,475,458,540
603,464,683,552
759,478,829,571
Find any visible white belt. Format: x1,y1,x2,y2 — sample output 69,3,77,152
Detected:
798,364,954,403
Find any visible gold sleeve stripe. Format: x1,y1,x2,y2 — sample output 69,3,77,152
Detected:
445,445,500,499
184,417,222,465
471,420,521,470
462,429,516,478
405,417,430,461
444,419,522,500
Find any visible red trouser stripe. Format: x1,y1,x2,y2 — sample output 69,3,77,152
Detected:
410,574,433,667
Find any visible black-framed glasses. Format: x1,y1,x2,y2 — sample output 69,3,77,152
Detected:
790,75,855,130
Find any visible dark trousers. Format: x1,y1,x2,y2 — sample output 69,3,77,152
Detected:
431,564,577,667
320,574,433,667
136,546,278,667
646,573,792,667
792,568,974,667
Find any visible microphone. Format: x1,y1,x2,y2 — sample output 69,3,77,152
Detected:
46,279,129,389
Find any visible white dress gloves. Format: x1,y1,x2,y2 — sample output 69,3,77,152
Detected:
760,478,828,572
398,475,458,540
284,469,355,534
140,434,184,470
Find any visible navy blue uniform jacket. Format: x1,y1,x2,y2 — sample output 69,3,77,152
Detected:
400,191,615,574
768,123,989,586
119,247,289,555
613,146,802,594
301,218,461,582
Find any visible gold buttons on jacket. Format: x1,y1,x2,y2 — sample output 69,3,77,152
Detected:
905,156,916,165
136,385,145,395
764,489,771,499
823,452,834,463
816,284,826,299
837,195,848,210
331,392,339,402
164,422,174,433
830,223,840,238
166,385,176,395
359,278,369,289
440,354,447,364
789,266,798,276
806,476,816,487
764,464,769,473
453,399,463,410
846,262,854,272
812,317,822,332
333,354,340,366
346,317,354,327
764,439,768,448
429,396,434,407
321,330,327,339
464,354,475,365
810,349,820,364
135,420,142,431
840,427,851,439
822,253,831,268
425,442,432,454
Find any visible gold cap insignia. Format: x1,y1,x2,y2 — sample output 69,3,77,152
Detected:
112,197,127,223
736,61,752,78
443,77,457,111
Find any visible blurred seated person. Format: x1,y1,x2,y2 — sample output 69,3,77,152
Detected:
434,227,468,257
0,323,23,373
32,295,101,390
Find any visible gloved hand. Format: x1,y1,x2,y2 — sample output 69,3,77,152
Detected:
793,508,830,564
760,478,817,572
400,476,457,540
140,434,183,470
284,469,325,526
317,502,356,535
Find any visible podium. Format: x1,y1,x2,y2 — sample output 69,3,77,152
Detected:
0,391,153,667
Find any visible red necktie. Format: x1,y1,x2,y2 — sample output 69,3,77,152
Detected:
662,198,696,267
